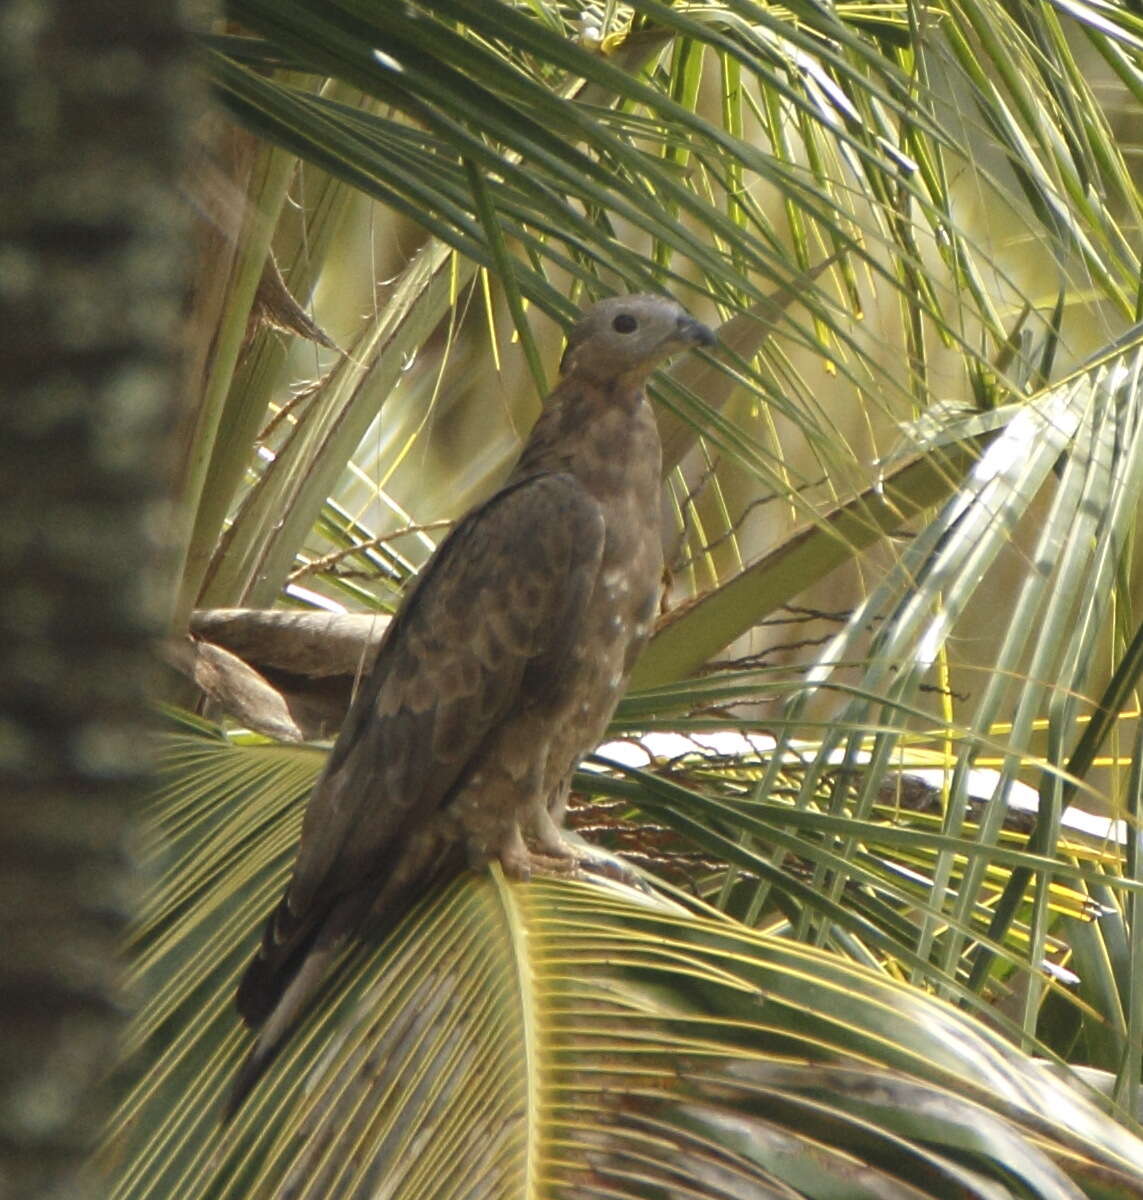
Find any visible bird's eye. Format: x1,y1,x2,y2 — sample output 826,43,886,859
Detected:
612,314,638,333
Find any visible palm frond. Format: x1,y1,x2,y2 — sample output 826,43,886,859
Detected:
106,727,1143,1199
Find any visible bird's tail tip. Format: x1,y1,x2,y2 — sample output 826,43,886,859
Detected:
221,1040,274,1125
222,942,337,1124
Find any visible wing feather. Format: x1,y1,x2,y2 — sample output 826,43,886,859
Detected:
237,472,604,1027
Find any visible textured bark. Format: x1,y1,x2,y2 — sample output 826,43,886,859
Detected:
0,1,197,1195
182,608,390,739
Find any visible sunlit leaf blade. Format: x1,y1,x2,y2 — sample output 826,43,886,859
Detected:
104,727,1143,1199
148,0,1143,1191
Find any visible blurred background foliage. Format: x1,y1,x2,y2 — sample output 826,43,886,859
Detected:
106,1,1143,1196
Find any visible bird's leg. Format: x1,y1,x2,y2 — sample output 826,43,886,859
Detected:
521,782,583,874
525,782,651,892
523,794,577,859
487,821,533,881
454,762,536,881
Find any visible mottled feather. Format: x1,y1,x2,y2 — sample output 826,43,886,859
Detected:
228,294,714,1116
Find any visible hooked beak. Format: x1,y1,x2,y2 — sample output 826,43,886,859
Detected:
676,314,716,348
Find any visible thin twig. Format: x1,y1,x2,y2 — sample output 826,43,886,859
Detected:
289,519,454,582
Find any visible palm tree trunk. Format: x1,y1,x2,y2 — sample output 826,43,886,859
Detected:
0,2,198,1194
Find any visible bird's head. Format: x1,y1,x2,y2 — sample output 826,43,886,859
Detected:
559,293,715,384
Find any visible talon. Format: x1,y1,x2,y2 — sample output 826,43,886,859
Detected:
523,802,579,861
526,849,583,877
572,850,651,892
496,824,533,881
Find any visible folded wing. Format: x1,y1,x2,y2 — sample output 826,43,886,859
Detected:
236,471,605,1029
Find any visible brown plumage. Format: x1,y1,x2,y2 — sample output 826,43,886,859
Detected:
227,294,714,1116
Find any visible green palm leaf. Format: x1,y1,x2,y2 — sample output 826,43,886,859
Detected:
106,728,1143,1199
119,0,1143,1190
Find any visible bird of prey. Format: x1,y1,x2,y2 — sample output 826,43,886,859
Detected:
228,293,714,1114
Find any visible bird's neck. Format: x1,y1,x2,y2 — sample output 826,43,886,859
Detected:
509,378,662,503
